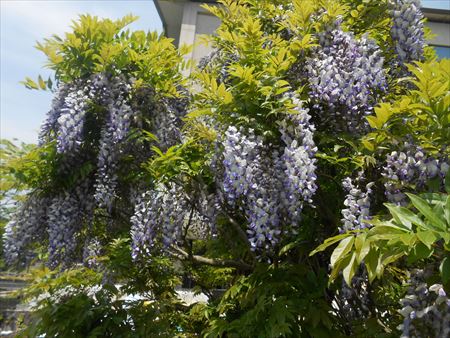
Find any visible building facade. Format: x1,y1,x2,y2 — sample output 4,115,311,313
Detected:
154,0,450,72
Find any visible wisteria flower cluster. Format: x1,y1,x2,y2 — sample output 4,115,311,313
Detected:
131,183,208,260
4,72,187,267
382,145,449,205
82,237,103,269
338,268,371,321
38,84,70,146
47,192,84,268
390,0,425,71
198,50,239,85
55,85,94,154
340,173,374,233
279,98,318,223
153,95,188,151
3,195,48,266
218,96,317,251
306,27,387,134
94,76,133,209
3,178,94,268
399,269,450,338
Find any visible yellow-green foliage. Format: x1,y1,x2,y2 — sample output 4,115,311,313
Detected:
312,60,450,287
26,14,189,96
363,59,450,153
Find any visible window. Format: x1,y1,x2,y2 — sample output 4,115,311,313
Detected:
434,46,450,59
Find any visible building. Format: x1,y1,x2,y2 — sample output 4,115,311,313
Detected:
424,7,450,58
154,0,450,72
154,0,221,75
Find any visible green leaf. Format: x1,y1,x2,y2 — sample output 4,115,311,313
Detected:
47,77,53,90
406,193,446,231
440,257,450,284
354,234,370,264
22,77,39,90
384,203,424,230
310,232,353,256
445,196,450,225
368,224,408,240
350,10,359,18
342,253,358,285
408,241,433,264
416,231,438,249
279,241,298,256
330,236,354,267
365,249,380,283
399,233,416,246
421,193,448,204
38,75,46,90
329,254,352,284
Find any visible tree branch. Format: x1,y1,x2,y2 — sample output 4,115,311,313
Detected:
171,246,254,272
227,214,252,248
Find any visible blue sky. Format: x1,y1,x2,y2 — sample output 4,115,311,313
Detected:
1,0,162,143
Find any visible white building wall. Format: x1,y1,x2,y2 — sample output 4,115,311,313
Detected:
178,3,220,76
426,21,450,46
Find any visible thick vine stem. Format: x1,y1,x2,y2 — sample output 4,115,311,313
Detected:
171,246,254,272
226,214,255,252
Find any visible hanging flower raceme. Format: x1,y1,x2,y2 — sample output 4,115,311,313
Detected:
38,84,70,145
130,182,216,260
244,147,284,250
216,95,317,252
382,144,449,205
306,27,387,134
130,184,191,259
399,269,450,338
82,237,102,269
153,95,188,151
340,174,374,233
4,71,188,268
221,126,261,205
278,97,318,225
390,0,425,70
94,76,133,209
3,195,48,266
55,85,94,153
47,192,83,268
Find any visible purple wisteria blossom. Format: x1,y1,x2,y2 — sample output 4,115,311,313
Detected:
130,184,194,259
82,237,102,269
383,145,449,205
245,147,284,250
47,192,83,268
279,97,317,225
306,28,387,133
399,269,450,337
390,0,425,70
340,174,374,233
221,126,260,205
55,85,94,153
94,77,133,209
152,95,187,151
38,84,70,145
3,195,48,266
218,94,317,252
